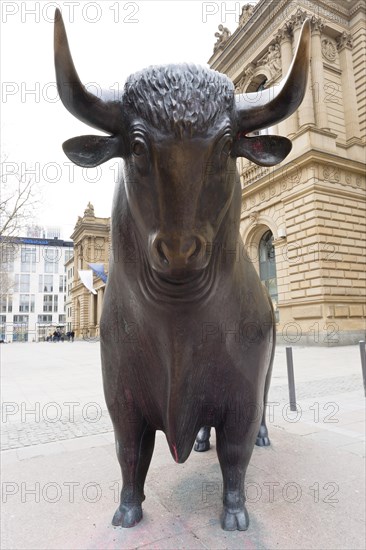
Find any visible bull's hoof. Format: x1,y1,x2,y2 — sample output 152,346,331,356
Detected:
220,506,249,531
194,440,210,452
112,504,142,528
194,427,211,452
256,434,270,446
255,425,270,447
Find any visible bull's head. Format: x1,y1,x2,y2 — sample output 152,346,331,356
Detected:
54,10,310,278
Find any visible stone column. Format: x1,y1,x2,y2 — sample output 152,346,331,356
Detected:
292,10,315,128
97,288,104,332
74,247,80,281
311,18,329,130
81,293,88,338
89,292,95,328
88,235,95,263
72,296,77,334
336,32,361,140
276,24,298,137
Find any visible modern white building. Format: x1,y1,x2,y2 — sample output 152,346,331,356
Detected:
0,235,73,342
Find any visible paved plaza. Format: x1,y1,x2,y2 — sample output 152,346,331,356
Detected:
1,341,365,549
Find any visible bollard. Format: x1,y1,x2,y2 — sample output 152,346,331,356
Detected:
359,340,366,398
286,346,297,411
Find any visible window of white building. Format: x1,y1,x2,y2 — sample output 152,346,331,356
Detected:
14,274,30,293
21,246,37,273
44,248,59,274
43,295,53,312
19,294,35,313
39,274,53,292
59,275,66,293
38,315,52,323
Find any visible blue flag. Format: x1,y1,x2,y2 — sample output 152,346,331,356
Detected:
88,263,107,283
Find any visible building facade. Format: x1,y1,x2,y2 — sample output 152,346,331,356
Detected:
0,235,73,342
209,0,366,344
68,203,110,339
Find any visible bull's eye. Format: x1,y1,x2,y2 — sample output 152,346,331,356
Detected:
132,140,146,157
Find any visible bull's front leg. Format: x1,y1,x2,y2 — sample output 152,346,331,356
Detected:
216,424,254,531
109,401,156,528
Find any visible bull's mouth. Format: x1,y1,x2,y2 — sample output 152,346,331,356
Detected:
155,269,204,286
140,257,218,304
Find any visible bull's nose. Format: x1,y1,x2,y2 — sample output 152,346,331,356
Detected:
151,233,205,272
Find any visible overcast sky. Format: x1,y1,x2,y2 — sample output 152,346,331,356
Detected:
1,1,257,240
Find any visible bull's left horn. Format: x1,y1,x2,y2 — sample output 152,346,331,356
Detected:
235,19,311,133
54,8,121,134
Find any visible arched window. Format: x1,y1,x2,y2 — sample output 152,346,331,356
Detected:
259,230,278,317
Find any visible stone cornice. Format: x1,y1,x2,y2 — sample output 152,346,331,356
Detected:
282,181,366,204
349,0,366,17
240,148,366,206
240,177,365,225
279,296,366,307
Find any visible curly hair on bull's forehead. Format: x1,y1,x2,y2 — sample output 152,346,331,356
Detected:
122,64,235,137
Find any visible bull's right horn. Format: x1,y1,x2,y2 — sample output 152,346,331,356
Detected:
54,8,121,134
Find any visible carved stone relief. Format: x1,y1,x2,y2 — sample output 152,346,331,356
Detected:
256,43,282,78
323,166,340,182
321,38,337,62
336,32,353,51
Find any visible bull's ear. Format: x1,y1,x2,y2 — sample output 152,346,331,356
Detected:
62,135,123,168
232,135,292,167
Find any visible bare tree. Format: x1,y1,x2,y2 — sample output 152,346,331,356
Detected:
0,158,39,238
0,157,40,297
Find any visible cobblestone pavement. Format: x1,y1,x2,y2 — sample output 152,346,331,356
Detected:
1,410,113,451
1,342,365,550
1,372,362,451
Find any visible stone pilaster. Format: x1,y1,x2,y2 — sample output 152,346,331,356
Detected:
311,18,330,130
336,32,361,140
276,23,298,137
291,9,315,128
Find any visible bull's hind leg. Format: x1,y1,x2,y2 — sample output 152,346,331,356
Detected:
216,424,254,531
194,426,211,452
110,407,156,528
256,336,275,447
255,365,271,447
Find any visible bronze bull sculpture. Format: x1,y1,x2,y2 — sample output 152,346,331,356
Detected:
54,10,310,531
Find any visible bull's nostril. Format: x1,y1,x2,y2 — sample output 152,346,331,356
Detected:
157,240,169,265
187,238,201,261
153,234,205,270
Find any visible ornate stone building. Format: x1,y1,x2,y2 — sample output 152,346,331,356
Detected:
209,0,365,344
68,204,110,338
